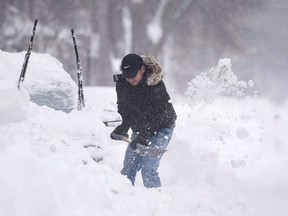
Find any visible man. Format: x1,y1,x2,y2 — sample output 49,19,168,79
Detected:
111,53,177,188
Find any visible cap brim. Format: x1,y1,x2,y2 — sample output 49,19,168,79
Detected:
122,69,138,78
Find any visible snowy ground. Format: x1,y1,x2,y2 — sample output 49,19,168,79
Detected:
0,51,288,216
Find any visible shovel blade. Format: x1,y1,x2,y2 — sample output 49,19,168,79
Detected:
135,144,167,157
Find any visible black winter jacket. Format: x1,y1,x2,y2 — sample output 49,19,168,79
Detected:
115,55,177,145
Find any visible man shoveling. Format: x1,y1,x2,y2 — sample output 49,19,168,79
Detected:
110,54,177,188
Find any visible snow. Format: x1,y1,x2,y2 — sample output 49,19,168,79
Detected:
0,50,77,112
1,50,288,216
186,58,252,105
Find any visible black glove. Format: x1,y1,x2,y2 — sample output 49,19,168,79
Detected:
129,135,148,150
129,129,156,150
110,125,128,141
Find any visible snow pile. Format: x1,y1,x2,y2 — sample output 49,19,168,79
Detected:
0,83,29,125
169,98,288,215
0,50,77,112
187,58,253,104
0,51,288,216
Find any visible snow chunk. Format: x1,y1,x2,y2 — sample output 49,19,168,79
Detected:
248,80,254,87
236,127,250,139
231,159,247,168
186,58,252,105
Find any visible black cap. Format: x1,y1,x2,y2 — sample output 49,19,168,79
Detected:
121,53,144,78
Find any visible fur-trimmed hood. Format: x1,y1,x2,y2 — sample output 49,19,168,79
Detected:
141,55,163,86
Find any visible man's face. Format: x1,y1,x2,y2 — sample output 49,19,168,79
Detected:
126,65,145,86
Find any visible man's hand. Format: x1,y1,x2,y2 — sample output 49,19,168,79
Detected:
129,135,146,150
110,125,129,141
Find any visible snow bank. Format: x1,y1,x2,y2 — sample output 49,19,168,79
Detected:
0,50,132,216
0,50,77,113
0,83,29,124
169,97,288,215
0,51,288,216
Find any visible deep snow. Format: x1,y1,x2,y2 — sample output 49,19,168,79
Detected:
0,50,288,216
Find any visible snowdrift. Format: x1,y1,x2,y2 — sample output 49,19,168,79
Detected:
0,50,77,114
0,50,288,216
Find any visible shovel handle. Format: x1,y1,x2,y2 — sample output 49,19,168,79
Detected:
111,132,131,143
122,136,131,143
119,136,167,156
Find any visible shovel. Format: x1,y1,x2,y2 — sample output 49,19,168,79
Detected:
134,143,168,157
103,120,122,127
112,133,167,157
